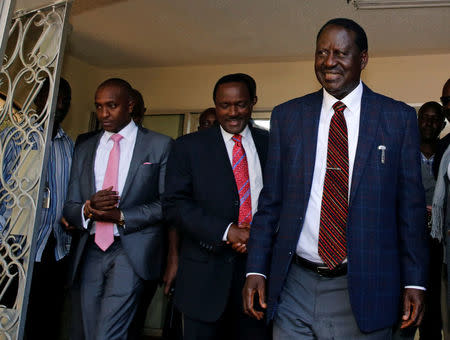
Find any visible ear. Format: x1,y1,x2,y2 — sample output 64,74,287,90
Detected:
252,96,258,106
360,50,368,71
128,98,135,114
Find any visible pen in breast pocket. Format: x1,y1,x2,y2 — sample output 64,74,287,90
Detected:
378,145,386,164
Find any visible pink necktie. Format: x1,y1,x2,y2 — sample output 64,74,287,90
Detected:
95,133,123,251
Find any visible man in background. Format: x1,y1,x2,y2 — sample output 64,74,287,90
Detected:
397,101,446,340
417,101,445,339
0,77,73,339
198,107,216,130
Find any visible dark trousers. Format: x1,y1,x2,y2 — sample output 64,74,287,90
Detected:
183,256,271,340
25,233,68,340
127,279,158,340
419,236,443,340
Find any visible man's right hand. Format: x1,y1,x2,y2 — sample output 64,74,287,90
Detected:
90,186,119,210
227,223,250,245
243,275,267,320
61,216,76,231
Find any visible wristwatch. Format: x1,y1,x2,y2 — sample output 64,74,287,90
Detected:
118,211,125,227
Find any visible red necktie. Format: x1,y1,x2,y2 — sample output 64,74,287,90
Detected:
232,134,252,225
318,101,349,269
95,133,123,251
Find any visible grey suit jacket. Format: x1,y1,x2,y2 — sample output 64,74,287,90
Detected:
64,126,172,283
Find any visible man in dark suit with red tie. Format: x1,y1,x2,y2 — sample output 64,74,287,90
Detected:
163,73,270,339
243,18,429,339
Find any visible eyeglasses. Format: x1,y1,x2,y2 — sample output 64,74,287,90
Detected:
441,96,450,106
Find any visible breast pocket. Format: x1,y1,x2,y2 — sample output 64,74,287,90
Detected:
132,163,160,194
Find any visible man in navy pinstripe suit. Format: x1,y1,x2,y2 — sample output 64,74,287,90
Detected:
243,18,429,339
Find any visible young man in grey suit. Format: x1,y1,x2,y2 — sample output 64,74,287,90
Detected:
63,78,172,340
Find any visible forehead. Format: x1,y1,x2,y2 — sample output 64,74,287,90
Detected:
420,108,441,117
215,82,250,100
95,85,127,102
316,25,357,49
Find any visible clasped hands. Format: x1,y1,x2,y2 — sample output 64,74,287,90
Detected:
226,222,250,254
83,186,121,224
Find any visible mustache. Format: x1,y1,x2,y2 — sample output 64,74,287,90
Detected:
320,66,342,73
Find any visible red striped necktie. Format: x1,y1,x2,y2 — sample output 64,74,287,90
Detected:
232,134,252,225
318,101,349,269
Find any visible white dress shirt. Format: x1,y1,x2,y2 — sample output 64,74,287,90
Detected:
296,82,362,262
82,120,138,235
220,125,263,239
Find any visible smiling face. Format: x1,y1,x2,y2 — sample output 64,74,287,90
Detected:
315,24,368,99
214,82,255,134
95,84,133,133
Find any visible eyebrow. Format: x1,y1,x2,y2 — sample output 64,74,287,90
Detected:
95,100,116,105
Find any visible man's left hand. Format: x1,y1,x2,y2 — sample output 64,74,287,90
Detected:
400,288,425,329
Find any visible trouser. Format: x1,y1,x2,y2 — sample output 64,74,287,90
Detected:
78,238,144,340
26,233,69,340
273,261,391,340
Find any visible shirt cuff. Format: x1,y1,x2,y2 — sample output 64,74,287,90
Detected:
222,222,233,241
405,285,426,291
246,272,267,279
81,204,90,229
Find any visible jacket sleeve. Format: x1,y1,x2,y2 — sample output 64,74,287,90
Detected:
397,104,429,287
63,144,86,230
246,106,284,276
163,138,231,246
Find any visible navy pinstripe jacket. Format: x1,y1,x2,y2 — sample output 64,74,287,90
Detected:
247,83,429,332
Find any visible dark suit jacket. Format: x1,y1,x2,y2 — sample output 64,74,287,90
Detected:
63,126,172,284
163,124,269,322
246,84,429,333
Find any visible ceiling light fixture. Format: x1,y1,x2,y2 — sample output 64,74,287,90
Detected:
348,0,450,9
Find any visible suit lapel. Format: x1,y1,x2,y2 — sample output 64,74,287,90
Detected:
302,90,322,211
87,133,102,197
121,127,145,201
349,84,381,206
211,125,239,197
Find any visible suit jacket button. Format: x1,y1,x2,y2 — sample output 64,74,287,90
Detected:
234,200,239,206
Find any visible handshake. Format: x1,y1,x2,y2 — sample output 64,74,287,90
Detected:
226,222,250,254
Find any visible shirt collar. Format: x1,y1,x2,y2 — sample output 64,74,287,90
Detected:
421,153,435,163
101,120,137,143
322,80,363,117
220,124,251,142
53,127,66,140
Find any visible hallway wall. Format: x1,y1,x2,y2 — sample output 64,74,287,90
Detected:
61,53,449,139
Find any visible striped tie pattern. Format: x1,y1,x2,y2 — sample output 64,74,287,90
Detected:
232,134,252,225
318,101,349,269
